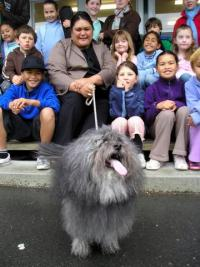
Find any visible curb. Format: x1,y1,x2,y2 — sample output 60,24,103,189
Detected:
0,161,200,192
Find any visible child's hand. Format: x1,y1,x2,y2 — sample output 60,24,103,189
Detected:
62,19,71,28
121,52,128,62
12,75,24,85
114,51,122,59
116,79,131,91
187,115,195,127
156,100,176,110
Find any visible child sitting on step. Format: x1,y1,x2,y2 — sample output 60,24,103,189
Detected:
144,51,189,171
0,56,60,170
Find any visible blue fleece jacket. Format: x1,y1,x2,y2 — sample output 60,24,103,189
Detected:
36,20,64,65
0,81,60,119
185,76,200,126
109,84,144,119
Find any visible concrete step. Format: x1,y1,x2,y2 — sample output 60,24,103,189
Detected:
7,140,174,151
0,160,200,193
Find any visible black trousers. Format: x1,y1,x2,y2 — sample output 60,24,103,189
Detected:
53,92,109,145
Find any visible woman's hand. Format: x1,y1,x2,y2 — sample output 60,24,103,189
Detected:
70,78,96,97
79,83,95,98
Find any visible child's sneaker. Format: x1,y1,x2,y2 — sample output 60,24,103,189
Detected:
174,155,188,170
146,159,163,170
138,153,146,169
188,161,200,171
36,156,50,170
0,151,10,164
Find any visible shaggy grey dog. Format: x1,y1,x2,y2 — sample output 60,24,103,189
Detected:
40,127,144,258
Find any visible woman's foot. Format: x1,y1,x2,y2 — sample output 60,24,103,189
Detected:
138,153,146,169
188,161,200,171
173,155,188,170
146,159,163,170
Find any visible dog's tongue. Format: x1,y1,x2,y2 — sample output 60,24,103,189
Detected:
110,159,127,176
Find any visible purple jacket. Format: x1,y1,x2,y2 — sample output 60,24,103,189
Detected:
144,77,186,126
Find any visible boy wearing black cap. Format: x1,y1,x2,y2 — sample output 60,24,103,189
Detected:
0,55,60,169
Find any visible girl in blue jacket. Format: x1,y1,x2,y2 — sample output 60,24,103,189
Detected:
185,48,200,170
109,61,146,168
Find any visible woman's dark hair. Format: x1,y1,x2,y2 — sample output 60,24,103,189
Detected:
70,11,93,29
142,30,162,47
116,61,138,76
156,50,179,66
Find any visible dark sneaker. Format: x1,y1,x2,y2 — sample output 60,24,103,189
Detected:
0,152,11,164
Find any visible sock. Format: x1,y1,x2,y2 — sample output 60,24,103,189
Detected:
132,134,143,152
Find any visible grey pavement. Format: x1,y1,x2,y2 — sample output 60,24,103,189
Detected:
0,160,200,192
1,187,200,267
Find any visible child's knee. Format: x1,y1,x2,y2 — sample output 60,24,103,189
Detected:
40,108,55,122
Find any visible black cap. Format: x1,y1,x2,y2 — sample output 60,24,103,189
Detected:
21,56,45,72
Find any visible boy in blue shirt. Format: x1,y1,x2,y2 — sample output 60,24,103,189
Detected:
0,55,60,169
36,0,64,66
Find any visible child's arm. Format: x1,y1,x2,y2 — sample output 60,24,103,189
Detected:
8,98,40,114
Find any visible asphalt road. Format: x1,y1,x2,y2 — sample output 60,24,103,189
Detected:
1,187,200,267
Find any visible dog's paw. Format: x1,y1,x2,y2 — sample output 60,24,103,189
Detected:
71,238,91,258
101,240,120,255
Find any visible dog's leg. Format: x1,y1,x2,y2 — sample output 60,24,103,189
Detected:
71,238,91,258
101,238,120,254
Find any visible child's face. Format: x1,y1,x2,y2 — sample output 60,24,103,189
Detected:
192,56,200,80
115,37,129,54
143,33,161,54
1,24,15,42
117,66,137,90
17,33,35,53
148,25,161,34
44,3,58,22
183,0,198,10
85,0,101,17
174,29,193,52
156,54,178,80
22,69,43,90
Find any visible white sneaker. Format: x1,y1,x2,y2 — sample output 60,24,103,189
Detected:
146,159,163,170
174,155,188,170
36,156,50,170
138,153,146,168
0,152,10,164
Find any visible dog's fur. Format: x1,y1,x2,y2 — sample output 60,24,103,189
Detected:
40,127,144,257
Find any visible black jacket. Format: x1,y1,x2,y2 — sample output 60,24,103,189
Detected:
1,0,30,28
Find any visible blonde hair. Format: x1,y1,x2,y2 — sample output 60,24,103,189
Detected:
111,30,135,61
173,24,196,60
190,47,200,70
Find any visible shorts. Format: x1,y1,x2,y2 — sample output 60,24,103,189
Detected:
3,110,40,141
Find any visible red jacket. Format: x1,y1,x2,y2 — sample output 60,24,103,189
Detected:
172,9,200,46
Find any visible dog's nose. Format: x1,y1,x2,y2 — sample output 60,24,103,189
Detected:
114,144,121,151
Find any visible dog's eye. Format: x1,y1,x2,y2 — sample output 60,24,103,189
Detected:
95,139,103,146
